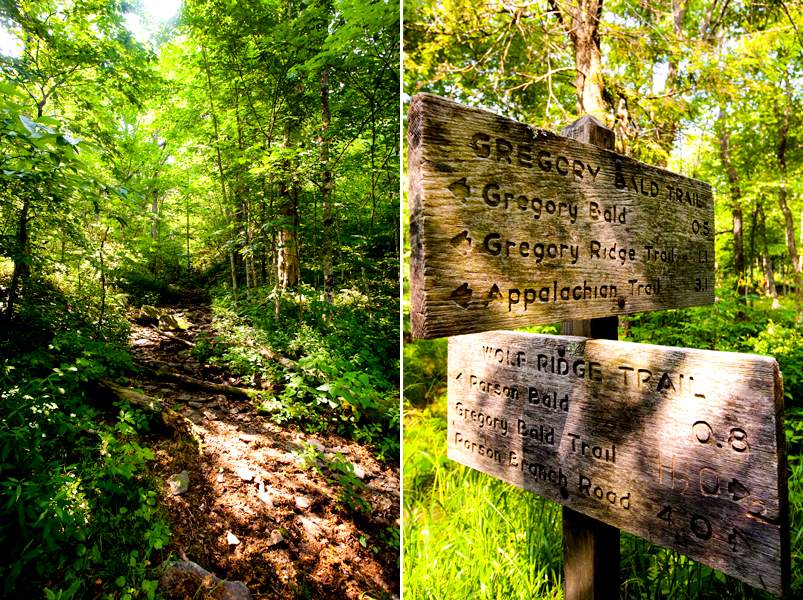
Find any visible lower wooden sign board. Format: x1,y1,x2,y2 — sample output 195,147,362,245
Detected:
447,331,789,596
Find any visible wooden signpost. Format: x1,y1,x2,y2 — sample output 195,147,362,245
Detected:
407,92,790,598
447,331,789,596
408,93,715,340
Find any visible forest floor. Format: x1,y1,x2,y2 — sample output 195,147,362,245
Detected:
125,303,400,600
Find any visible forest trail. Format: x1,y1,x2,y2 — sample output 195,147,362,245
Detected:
124,303,400,600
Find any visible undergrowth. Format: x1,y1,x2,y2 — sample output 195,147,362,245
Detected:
0,278,170,599
198,282,400,464
623,282,803,408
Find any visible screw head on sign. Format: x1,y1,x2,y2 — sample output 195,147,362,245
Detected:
618,297,625,309
557,345,566,357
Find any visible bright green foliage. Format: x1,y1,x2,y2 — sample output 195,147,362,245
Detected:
403,337,447,408
208,283,400,463
624,280,803,407
404,395,564,600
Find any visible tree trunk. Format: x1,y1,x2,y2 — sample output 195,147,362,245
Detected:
234,89,252,303
96,380,190,435
97,228,109,333
5,199,31,320
774,79,802,311
361,265,374,323
718,113,745,296
202,43,238,305
151,190,159,241
261,181,268,286
551,0,607,120
244,202,252,303
278,120,300,289
654,0,689,166
224,209,239,306
749,205,757,285
759,204,780,308
133,361,258,399
321,65,334,304
186,196,191,273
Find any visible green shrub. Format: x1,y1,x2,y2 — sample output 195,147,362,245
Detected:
403,337,447,408
208,282,400,463
113,268,180,306
0,288,169,598
747,322,803,406
625,282,803,408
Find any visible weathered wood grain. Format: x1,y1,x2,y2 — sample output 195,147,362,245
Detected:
447,331,789,596
408,93,715,339
560,113,620,600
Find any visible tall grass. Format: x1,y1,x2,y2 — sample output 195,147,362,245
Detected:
404,398,563,600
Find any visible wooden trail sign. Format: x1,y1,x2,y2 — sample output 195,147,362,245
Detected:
408,93,715,339
447,331,789,596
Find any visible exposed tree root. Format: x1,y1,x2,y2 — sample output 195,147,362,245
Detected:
153,327,196,347
97,379,191,434
133,360,259,399
242,341,300,372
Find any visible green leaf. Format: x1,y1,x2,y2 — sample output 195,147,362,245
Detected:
115,576,126,587
56,135,81,146
19,114,38,135
37,116,61,127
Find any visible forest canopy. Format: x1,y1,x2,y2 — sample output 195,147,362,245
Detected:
0,0,399,318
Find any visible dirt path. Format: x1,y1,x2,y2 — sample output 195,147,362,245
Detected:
127,304,400,599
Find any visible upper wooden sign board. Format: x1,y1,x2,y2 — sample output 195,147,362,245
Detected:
447,331,789,596
408,93,715,339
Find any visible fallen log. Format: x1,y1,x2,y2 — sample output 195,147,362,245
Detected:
153,327,196,348
244,342,300,372
97,379,191,434
133,360,258,400
192,338,301,374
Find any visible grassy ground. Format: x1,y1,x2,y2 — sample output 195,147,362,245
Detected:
403,291,803,599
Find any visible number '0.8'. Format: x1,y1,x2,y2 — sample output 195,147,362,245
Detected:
692,421,749,453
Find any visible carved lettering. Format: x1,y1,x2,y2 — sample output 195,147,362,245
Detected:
453,432,502,463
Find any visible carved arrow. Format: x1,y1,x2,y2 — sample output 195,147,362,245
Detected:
450,230,472,255
448,177,470,202
728,478,750,501
450,283,472,309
